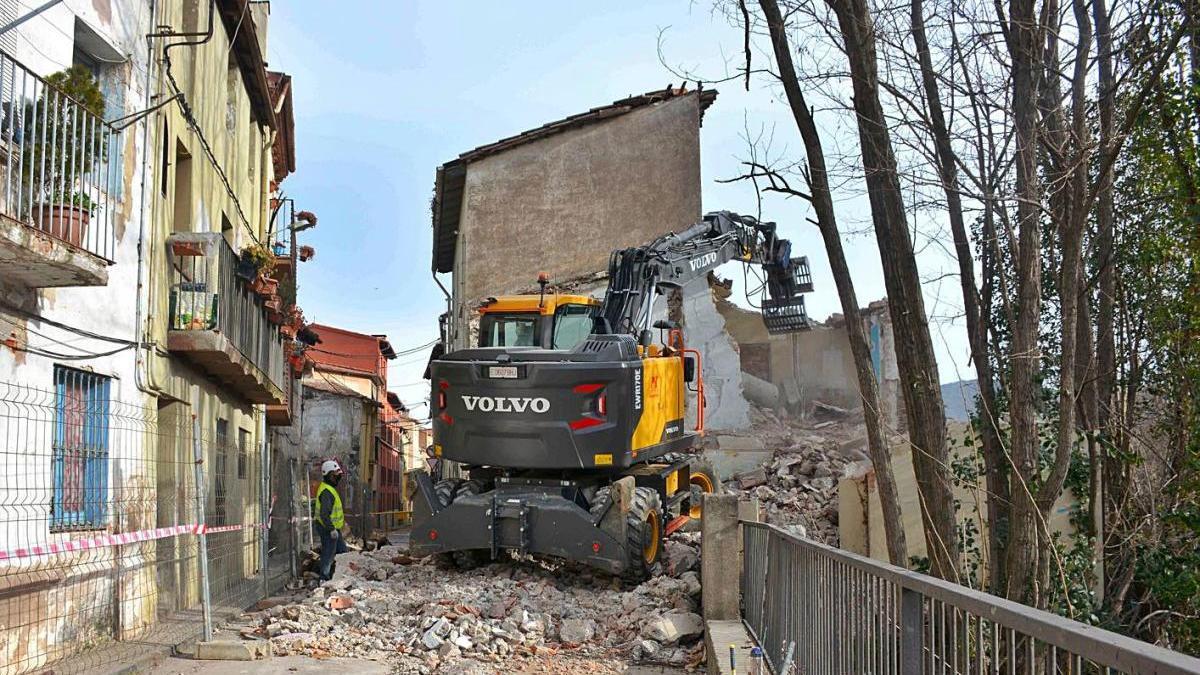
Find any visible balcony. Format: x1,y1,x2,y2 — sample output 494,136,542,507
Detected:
0,50,117,288
166,233,287,405
265,366,297,426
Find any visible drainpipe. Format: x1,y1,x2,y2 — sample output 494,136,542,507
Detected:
132,0,161,396
137,0,219,396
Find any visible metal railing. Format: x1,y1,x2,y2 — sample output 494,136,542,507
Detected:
0,49,117,262
741,522,1200,675
168,235,287,395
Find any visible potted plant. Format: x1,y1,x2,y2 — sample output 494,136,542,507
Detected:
252,273,279,298
237,243,274,281
265,297,284,324
280,324,297,340
24,66,107,248
298,245,315,262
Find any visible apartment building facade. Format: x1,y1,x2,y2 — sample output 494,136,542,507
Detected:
0,1,310,672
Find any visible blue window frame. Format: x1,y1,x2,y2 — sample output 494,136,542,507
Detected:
52,366,110,530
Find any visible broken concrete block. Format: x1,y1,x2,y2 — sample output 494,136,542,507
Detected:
736,466,768,489
194,640,270,661
558,618,595,643
327,594,354,610
643,611,704,644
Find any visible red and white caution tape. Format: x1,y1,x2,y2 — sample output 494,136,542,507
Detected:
0,523,201,562
0,519,274,562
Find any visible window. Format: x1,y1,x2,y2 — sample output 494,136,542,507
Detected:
52,367,110,530
479,314,538,347
214,418,229,526
172,141,192,232
160,117,170,197
73,19,125,198
552,304,595,350
237,428,249,479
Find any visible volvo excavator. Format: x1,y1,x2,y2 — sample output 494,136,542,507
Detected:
413,211,813,576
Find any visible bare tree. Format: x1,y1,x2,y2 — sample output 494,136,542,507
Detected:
909,0,1009,592
749,0,911,567
820,0,960,581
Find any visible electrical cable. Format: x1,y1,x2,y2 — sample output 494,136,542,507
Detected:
0,301,137,345
6,340,135,360
161,51,260,246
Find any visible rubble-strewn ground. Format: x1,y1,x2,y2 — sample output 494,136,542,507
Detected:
179,402,868,674
224,533,705,674
721,404,871,545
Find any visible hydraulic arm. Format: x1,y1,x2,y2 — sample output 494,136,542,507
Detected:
596,211,813,339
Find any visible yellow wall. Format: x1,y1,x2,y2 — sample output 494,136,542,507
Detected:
838,422,1078,585
142,1,276,538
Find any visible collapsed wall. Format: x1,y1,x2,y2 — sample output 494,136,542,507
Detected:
712,275,904,430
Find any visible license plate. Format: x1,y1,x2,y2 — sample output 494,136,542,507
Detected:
488,366,518,379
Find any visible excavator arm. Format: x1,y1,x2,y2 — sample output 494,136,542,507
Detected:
595,211,814,340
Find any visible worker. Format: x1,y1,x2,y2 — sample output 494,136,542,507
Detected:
315,459,347,581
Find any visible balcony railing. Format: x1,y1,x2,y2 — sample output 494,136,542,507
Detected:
0,49,117,264
167,234,287,404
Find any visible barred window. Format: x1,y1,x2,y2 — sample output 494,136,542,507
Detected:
237,428,249,479
214,418,229,526
52,366,110,530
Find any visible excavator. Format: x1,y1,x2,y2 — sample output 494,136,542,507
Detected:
413,211,813,577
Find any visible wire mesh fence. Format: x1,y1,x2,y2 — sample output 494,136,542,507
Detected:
0,376,303,674
741,521,1200,675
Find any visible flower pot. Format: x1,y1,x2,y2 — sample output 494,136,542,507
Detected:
32,204,90,248
298,245,315,262
170,240,205,257
254,273,279,296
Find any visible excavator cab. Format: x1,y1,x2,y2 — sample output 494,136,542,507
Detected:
477,294,600,350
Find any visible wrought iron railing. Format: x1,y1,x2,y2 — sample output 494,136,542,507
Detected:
741,521,1200,675
0,49,117,262
167,234,287,395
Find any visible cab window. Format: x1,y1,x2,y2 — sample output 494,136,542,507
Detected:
552,304,594,349
480,314,538,347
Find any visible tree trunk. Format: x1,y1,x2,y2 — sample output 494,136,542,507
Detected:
1002,0,1044,606
825,0,959,581
758,0,909,567
910,0,1007,592
1092,0,1117,595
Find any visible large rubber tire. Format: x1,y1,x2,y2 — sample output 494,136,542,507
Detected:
627,487,664,578
589,487,613,520
433,479,460,508
687,458,722,520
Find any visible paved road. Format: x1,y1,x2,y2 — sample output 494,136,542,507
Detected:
145,654,685,674
145,655,391,674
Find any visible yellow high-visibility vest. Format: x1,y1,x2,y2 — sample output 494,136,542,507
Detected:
315,482,344,529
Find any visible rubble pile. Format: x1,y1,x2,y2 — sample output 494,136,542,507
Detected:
241,533,706,673
722,404,871,545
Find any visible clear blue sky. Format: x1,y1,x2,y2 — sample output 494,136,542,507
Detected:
266,1,973,415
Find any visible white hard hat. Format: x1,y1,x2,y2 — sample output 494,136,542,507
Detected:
321,460,342,475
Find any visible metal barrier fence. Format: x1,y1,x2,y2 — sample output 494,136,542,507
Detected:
0,377,299,674
0,49,117,262
741,522,1200,675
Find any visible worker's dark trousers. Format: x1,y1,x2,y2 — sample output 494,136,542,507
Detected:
318,527,348,581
